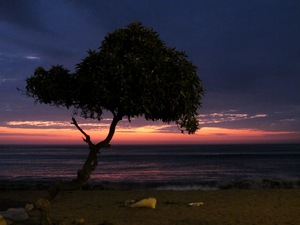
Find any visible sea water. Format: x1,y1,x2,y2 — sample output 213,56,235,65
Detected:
0,144,300,190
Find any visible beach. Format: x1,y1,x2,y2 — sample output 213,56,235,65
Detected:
1,189,300,225
1,144,300,224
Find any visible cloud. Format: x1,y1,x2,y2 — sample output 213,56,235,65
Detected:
0,78,16,83
198,111,268,125
5,119,177,134
5,120,112,130
119,125,174,133
0,0,46,31
0,51,40,65
6,120,71,128
25,56,40,60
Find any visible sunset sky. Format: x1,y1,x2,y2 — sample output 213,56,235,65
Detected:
0,0,300,145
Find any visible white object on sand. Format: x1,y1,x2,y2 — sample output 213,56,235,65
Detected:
188,202,204,206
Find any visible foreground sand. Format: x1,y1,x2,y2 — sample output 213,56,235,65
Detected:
1,189,300,225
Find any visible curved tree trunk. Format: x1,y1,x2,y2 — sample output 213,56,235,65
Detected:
35,115,121,225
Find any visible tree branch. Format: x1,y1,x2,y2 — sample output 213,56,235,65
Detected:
71,117,92,144
97,115,122,148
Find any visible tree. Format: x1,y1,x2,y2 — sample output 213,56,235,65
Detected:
25,22,204,223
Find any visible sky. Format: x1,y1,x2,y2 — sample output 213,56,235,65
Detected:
0,0,300,145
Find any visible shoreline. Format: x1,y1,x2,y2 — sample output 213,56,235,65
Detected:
1,189,300,225
1,178,300,191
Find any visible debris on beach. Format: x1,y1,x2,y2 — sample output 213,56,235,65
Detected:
25,203,34,212
188,202,204,206
0,201,38,225
126,197,157,209
0,216,7,225
0,207,28,222
73,218,85,225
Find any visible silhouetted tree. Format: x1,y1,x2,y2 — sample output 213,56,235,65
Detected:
25,21,204,224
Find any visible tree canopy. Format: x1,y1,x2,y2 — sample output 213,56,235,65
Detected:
24,23,205,214
26,22,204,134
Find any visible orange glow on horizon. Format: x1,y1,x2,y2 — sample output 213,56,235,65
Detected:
0,125,299,145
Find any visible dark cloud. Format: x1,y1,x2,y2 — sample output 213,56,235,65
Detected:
0,0,46,31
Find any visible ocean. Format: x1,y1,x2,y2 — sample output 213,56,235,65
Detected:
0,144,300,190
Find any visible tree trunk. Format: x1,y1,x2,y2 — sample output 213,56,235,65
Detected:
34,115,121,225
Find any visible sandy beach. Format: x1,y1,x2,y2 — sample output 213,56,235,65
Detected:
1,189,300,225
